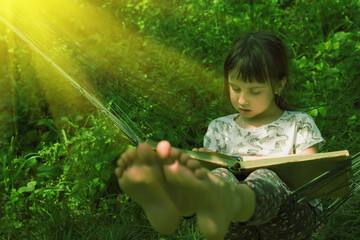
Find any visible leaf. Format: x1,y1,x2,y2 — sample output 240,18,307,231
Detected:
308,109,318,117
27,181,37,188
99,183,106,191
95,162,102,171
92,178,100,185
349,115,357,120
36,165,62,178
75,115,84,122
333,31,348,42
37,119,47,126
18,181,37,193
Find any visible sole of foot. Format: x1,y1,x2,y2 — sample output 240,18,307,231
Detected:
115,142,181,234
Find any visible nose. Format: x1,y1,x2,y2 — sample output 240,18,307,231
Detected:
238,92,248,105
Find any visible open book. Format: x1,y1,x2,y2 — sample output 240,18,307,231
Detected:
146,139,350,199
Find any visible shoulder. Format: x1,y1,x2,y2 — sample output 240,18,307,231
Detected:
285,111,322,137
282,111,316,123
204,114,238,145
209,114,238,126
206,114,238,134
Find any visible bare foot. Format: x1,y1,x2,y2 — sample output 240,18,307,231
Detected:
156,142,196,217
164,155,256,240
115,142,181,234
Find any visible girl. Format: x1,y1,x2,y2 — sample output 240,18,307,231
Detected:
115,31,325,240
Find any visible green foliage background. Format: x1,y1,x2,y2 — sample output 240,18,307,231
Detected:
1,0,360,239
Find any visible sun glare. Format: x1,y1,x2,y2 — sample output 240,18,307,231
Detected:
0,0,218,138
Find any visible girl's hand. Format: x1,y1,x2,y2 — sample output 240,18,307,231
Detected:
192,148,214,153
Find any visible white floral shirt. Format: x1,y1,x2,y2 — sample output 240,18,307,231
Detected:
204,111,325,157
204,111,325,210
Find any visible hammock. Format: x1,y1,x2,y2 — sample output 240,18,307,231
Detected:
1,2,359,237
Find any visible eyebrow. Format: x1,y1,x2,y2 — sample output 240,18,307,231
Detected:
229,83,265,89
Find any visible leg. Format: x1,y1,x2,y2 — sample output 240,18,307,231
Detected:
237,169,317,239
248,169,316,239
164,155,256,240
210,167,291,226
213,168,317,240
242,168,291,225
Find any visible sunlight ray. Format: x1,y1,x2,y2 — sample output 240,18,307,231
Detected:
0,0,221,145
0,1,95,133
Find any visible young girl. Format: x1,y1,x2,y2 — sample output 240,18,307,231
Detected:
115,32,325,240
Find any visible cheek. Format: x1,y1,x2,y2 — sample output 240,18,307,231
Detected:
259,93,275,107
229,91,237,104
248,94,268,109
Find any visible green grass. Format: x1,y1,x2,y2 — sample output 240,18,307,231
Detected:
1,0,360,239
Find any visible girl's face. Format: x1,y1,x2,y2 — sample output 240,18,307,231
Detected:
229,78,281,121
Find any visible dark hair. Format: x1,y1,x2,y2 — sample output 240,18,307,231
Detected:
224,31,291,110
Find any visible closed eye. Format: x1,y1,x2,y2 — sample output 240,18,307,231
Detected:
230,85,240,92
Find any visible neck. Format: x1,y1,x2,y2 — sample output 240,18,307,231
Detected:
237,103,284,129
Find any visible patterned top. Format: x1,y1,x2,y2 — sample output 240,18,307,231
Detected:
204,111,325,157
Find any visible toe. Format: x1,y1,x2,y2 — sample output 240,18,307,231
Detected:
195,168,207,179
117,158,127,169
121,149,136,166
157,141,171,158
167,148,182,164
118,153,127,166
117,156,123,166
125,148,137,162
187,159,201,170
138,143,157,164
115,167,123,177
179,154,190,165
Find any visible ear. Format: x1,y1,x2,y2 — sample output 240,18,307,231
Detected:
275,77,287,95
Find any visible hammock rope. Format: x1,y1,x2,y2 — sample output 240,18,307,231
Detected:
295,152,360,233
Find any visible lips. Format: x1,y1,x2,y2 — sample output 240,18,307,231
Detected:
239,107,250,112
239,108,250,115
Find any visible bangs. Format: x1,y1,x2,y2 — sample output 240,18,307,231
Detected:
228,54,270,84
226,41,279,85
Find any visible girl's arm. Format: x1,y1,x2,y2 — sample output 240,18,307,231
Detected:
298,144,319,155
